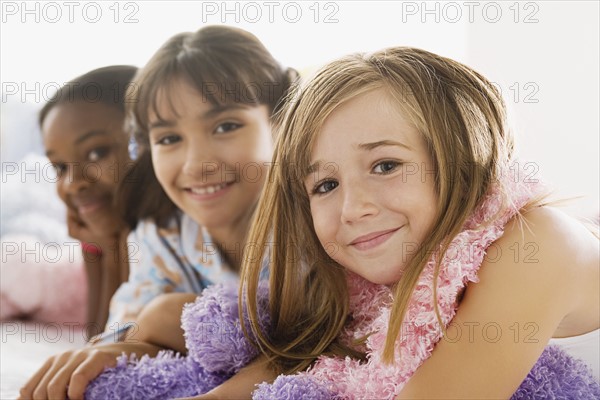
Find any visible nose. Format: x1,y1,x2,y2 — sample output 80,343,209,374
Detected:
60,162,90,195
340,181,378,224
181,139,219,181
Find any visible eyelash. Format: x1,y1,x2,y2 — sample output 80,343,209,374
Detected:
310,160,402,196
311,179,338,195
52,163,66,176
154,134,181,146
215,122,242,134
151,121,242,146
372,160,401,174
50,146,113,176
87,146,110,162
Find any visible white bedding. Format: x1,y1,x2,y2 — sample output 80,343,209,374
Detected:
0,321,86,399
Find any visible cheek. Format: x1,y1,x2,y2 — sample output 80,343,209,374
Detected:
422,179,439,229
96,158,122,189
56,180,68,202
233,146,271,167
244,163,269,190
150,149,172,188
310,202,335,246
225,147,272,185
239,126,274,164
410,186,438,242
257,132,274,162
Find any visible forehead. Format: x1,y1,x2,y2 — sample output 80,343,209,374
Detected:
313,89,418,156
148,78,214,122
43,102,123,135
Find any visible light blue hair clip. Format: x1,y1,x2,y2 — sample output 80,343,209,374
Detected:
128,136,139,161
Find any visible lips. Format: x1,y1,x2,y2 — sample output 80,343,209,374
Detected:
184,181,234,200
349,227,401,251
188,182,230,195
71,196,110,216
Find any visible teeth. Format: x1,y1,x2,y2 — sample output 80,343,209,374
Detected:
190,182,227,195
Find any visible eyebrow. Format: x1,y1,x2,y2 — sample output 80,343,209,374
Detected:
357,139,412,151
203,104,248,119
75,130,109,144
306,139,411,175
307,161,321,175
46,130,108,157
148,104,250,130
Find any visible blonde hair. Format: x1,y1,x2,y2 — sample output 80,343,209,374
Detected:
241,47,513,372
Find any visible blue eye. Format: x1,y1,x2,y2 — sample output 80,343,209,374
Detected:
155,135,181,145
215,122,242,134
373,161,400,174
312,180,338,195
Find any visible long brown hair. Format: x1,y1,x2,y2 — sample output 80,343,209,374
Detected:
241,47,513,373
118,25,298,229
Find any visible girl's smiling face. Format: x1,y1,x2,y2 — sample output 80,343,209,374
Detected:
42,101,130,235
306,89,439,285
148,79,273,236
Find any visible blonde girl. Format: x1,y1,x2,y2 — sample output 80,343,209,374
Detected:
232,47,600,399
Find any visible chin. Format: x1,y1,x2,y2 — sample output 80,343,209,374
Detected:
359,267,404,286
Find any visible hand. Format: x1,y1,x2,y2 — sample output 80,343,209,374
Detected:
178,356,275,400
18,346,118,400
17,341,158,400
67,207,96,244
67,207,127,249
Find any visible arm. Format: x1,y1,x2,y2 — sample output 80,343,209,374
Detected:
18,291,196,400
67,208,129,332
83,248,102,334
19,223,200,399
18,340,162,400
131,292,198,354
397,207,597,399
93,230,130,332
178,356,278,400
103,221,180,332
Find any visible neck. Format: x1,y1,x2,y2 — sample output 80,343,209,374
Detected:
206,211,254,273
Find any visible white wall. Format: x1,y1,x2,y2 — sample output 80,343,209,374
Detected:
466,1,599,218
1,1,597,218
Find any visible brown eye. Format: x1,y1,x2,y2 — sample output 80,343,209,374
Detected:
51,162,66,176
154,134,181,146
215,122,242,134
88,146,110,162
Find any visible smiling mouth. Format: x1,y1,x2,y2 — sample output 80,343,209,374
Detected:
72,198,110,216
349,227,401,251
186,181,233,196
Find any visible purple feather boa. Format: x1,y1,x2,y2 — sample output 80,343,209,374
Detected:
85,352,226,399
182,282,269,375
86,283,269,399
86,282,599,399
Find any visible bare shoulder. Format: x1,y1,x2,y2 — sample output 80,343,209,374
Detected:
484,205,599,313
500,206,598,273
397,206,598,398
